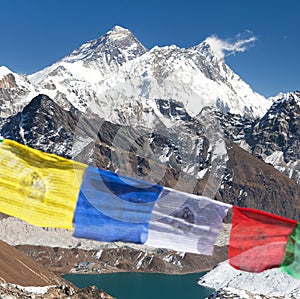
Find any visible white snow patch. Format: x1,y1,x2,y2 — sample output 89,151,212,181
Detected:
0,283,56,295
199,260,300,298
0,66,12,79
265,151,284,165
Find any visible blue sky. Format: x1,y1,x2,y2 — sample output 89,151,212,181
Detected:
1,0,299,97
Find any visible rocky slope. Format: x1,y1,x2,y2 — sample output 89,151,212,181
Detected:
0,238,61,286
0,94,299,283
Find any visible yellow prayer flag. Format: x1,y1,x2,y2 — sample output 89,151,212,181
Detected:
0,139,87,229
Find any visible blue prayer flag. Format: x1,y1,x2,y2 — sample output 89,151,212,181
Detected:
74,166,163,243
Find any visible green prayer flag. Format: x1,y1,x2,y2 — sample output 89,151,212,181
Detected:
281,223,300,279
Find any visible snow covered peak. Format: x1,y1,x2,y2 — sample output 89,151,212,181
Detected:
62,25,147,64
195,38,223,61
107,25,133,40
0,66,13,79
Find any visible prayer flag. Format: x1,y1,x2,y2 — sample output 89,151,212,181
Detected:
145,188,231,254
229,206,298,272
74,166,231,254
281,223,300,279
73,166,163,243
0,139,87,229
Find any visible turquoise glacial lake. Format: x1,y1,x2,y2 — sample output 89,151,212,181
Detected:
64,272,214,299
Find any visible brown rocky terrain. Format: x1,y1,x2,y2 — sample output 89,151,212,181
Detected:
218,141,300,220
0,239,61,286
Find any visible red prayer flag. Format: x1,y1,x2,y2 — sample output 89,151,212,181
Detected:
229,206,297,272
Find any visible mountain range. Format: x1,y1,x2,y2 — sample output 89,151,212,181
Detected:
0,25,299,297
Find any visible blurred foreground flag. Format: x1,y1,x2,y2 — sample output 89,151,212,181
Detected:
281,223,300,279
74,166,231,254
0,139,87,229
229,206,298,274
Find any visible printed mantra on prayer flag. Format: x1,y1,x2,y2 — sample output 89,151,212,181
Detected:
229,206,298,272
74,166,231,255
0,139,87,229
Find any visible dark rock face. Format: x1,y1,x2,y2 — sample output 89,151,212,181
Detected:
1,94,104,159
1,94,78,156
250,92,300,161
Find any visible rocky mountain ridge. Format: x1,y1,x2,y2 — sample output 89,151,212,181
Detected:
219,91,300,184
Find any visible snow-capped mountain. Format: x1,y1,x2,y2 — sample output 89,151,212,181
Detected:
0,25,299,197
24,25,270,124
0,66,37,117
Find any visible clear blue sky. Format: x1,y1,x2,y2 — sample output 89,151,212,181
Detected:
1,0,299,98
